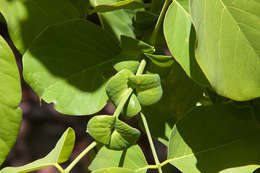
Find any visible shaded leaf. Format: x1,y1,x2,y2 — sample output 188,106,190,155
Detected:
191,0,260,100
0,128,75,173
91,0,136,41
144,53,173,67
70,0,91,18
0,36,22,166
164,1,208,86
89,145,147,173
23,19,121,115
92,0,150,13
142,62,203,145
168,103,260,173
0,0,79,53
87,115,140,150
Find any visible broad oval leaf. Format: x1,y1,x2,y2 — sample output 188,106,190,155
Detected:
87,115,140,150
91,167,135,173
89,145,147,173
0,128,75,173
168,103,260,173
23,19,121,115
0,36,22,166
191,0,260,100
0,0,80,53
164,1,208,86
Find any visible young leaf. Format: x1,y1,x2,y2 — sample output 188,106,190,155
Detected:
114,61,140,73
87,115,140,150
23,19,121,115
144,53,173,67
168,103,260,173
164,1,208,86
91,167,135,173
191,0,260,100
0,0,80,54
0,36,22,166
89,145,148,173
0,128,75,173
129,74,163,106
106,70,141,118
92,0,150,13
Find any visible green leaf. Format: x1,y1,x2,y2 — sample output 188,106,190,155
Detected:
142,62,203,145
0,0,80,54
23,19,121,115
0,128,75,173
114,61,140,73
106,70,141,118
191,0,260,100
129,74,163,106
168,103,260,173
89,145,147,173
92,0,150,13
91,0,136,41
87,115,140,150
0,36,22,166
70,0,91,18
151,0,164,14
91,167,135,173
144,53,173,67
164,1,209,86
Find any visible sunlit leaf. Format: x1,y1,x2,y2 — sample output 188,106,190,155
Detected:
89,145,147,173
0,128,75,173
0,36,22,166
191,0,260,100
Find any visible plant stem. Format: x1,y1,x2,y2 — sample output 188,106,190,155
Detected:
140,112,163,173
64,141,97,173
150,0,172,46
113,59,147,118
113,88,133,118
55,164,65,173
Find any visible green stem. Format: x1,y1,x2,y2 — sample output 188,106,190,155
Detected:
64,141,97,173
113,88,133,118
55,164,65,173
150,0,172,46
140,112,163,173
113,59,147,118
